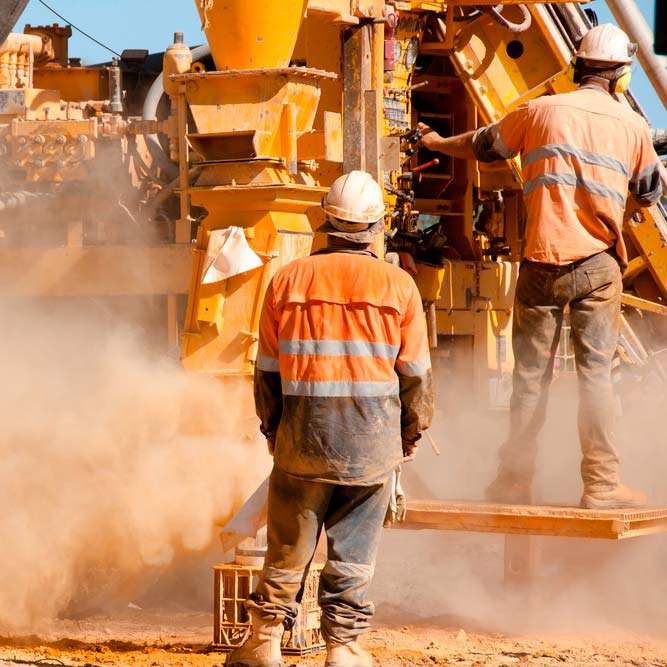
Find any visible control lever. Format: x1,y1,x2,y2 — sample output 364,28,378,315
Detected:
398,158,440,183
385,183,415,204
402,126,424,156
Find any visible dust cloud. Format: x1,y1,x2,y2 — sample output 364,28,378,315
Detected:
372,365,667,641
0,298,269,633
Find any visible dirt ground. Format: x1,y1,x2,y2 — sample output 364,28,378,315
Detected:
3,372,666,667
1,603,666,667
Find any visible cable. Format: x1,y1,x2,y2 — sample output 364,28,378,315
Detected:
36,0,122,57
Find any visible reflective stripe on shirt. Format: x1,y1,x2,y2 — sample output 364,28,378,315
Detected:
396,356,432,377
523,172,627,207
281,379,400,397
279,339,400,359
256,354,280,372
523,143,632,178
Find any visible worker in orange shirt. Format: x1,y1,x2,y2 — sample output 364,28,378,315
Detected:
418,24,662,510
227,170,434,667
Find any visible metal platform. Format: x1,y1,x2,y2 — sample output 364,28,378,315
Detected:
399,500,667,540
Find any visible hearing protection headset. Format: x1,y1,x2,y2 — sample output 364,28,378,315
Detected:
608,63,632,93
566,56,632,93
566,56,584,85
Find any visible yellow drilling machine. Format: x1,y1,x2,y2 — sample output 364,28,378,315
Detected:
0,0,666,653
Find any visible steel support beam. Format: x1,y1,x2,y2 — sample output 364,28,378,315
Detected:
0,0,29,45
606,0,667,113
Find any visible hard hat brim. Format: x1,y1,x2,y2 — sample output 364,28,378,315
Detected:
317,218,385,243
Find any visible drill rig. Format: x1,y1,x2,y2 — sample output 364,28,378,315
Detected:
1,0,667,649
0,0,665,401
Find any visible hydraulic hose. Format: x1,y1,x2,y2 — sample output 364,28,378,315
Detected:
479,4,532,33
146,166,203,220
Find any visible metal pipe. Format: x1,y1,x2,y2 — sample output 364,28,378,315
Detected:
175,83,191,244
0,0,29,46
146,166,202,220
108,57,123,114
426,302,438,349
605,0,667,112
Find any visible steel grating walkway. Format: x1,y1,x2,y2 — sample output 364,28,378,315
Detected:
398,500,667,539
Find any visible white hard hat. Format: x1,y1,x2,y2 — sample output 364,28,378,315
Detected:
576,24,636,64
321,170,385,228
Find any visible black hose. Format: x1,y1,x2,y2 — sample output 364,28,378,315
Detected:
146,166,203,220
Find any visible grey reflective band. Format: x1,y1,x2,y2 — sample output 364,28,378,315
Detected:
490,124,515,159
279,339,400,359
256,354,280,372
523,143,632,178
630,160,662,203
472,123,516,162
523,172,627,207
281,379,399,397
322,560,375,579
396,356,432,377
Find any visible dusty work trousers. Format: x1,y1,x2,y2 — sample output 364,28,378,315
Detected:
246,466,392,644
496,249,622,491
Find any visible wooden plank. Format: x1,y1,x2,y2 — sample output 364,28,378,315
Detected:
397,500,667,540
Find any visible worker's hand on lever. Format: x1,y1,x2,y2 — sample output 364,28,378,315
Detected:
415,123,477,159
402,440,419,463
416,122,441,152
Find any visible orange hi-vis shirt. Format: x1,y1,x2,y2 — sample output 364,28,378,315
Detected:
473,86,662,265
254,249,434,485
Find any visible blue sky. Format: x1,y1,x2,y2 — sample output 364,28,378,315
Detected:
15,0,667,128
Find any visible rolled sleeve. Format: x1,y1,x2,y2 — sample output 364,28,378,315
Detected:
630,160,662,205
472,105,528,163
398,370,434,445
396,283,434,443
254,279,283,441
630,123,663,206
253,367,283,442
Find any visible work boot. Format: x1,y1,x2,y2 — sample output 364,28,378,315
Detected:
325,640,373,667
484,474,532,505
225,614,284,667
580,483,647,510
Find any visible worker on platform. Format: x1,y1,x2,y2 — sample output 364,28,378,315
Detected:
417,23,662,510
226,170,434,667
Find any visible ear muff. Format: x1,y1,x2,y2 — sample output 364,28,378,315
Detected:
609,65,632,93
567,56,584,84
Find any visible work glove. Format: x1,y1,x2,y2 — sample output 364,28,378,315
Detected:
383,466,406,528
